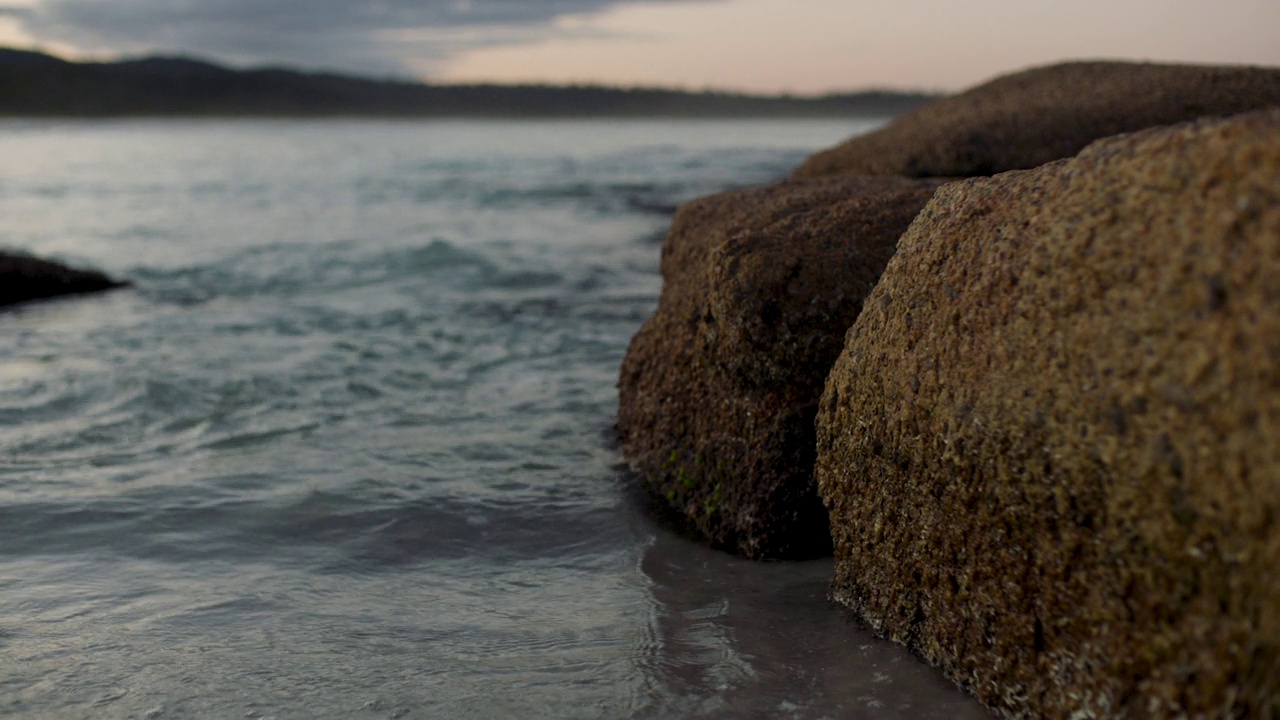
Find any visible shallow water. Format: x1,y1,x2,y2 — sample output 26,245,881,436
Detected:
0,119,990,718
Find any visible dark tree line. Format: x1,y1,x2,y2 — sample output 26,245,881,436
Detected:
0,48,937,118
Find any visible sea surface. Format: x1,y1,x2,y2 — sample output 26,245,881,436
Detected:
0,119,989,719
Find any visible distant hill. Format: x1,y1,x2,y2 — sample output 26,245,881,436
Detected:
0,47,939,118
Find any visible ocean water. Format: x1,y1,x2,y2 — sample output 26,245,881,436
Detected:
0,119,989,719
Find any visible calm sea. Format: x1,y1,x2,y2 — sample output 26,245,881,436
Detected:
0,119,988,719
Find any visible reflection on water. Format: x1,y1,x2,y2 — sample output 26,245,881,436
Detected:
627,488,990,719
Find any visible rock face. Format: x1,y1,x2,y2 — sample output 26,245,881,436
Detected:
792,61,1280,179
617,175,946,558
0,252,129,308
816,111,1280,717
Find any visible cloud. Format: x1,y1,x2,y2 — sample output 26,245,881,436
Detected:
12,0,712,77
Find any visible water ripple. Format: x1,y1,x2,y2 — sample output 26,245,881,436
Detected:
0,118,988,720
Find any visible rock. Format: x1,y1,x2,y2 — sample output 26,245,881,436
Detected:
815,110,1280,717
792,61,1280,179
0,252,129,308
618,175,945,559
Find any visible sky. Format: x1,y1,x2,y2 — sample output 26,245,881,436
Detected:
0,0,1277,93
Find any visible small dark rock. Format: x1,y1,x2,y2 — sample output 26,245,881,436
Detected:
0,251,130,308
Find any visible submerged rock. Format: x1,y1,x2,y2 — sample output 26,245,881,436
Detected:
816,111,1280,717
0,252,129,308
617,175,945,559
792,61,1280,179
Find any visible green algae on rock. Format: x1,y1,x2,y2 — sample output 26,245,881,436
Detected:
792,61,1280,180
816,110,1280,718
617,175,945,559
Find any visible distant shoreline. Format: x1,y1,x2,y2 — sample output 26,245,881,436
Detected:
0,47,939,119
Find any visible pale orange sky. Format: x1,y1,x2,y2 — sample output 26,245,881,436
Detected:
433,0,1280,92
2,0,1278,93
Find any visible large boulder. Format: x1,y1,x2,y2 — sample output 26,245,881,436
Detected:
617,175,945,559
792,61,1280,179
816,110,1280,717
0,252,129,308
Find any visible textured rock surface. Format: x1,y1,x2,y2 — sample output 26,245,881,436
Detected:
792,61,1280,179
816,110,1280,718
0,252,129,307
618,175,945,559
